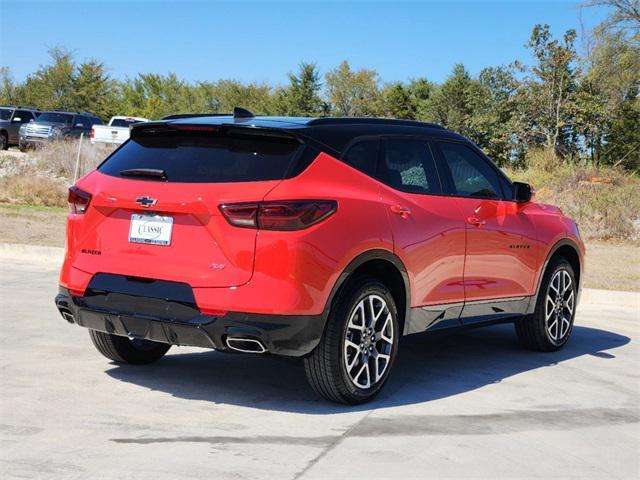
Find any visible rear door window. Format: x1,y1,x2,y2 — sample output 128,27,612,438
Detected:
98,128,304,183
379,138,441,194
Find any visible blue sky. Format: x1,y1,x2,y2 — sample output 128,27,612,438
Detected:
1,1,609,86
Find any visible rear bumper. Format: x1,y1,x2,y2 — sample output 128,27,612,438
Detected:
55,287,325,357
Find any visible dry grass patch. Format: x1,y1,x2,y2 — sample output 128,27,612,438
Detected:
505,150,640,241
0,141,116,207
0,175,68,207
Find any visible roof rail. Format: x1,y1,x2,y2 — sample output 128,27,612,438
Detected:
307,117,444,129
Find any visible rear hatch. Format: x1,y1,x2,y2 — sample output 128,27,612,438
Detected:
70,124,307,287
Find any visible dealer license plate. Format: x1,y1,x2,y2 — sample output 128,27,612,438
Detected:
128,214,173,246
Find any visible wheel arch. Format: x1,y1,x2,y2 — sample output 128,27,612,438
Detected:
323,249,411,336
529,238,582,313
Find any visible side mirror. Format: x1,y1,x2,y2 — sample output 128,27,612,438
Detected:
513,182,533,203
12,117,21,122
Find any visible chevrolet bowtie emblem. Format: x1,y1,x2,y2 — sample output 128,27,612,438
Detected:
136,196,157,208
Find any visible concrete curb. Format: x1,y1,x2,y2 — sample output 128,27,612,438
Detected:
0,242,64,264
0,242,637,308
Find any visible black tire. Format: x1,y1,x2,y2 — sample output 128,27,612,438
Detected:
0,133,7,150
89,330,171,364
304,276,400,404
515,257,577,352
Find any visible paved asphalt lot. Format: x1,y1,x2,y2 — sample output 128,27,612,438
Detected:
1,253,638,479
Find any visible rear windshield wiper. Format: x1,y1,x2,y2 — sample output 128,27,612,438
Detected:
119,168,168,181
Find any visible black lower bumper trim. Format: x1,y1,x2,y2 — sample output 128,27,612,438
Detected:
55,287,325,357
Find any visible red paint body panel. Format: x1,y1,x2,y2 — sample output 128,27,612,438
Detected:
61,171,281,291
453,197,542,301
524,202,586,295
379,186,466,306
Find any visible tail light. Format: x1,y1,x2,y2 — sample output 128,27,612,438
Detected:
68,186,92,214
90,127,94,138
220,200,337,231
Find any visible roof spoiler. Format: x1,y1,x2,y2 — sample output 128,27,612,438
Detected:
130,117,304,143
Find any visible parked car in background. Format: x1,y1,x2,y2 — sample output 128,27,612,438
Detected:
19,111,102,150
0,106,40,149
90,116,149,145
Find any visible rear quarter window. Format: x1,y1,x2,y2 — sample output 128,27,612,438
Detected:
342,139,379,178
98,129,305,183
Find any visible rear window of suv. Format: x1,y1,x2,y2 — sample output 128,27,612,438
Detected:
98,128,305,183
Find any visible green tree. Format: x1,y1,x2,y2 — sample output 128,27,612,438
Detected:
603,98,640,171
422,64,484,138
325,61,381,116
475,66,520,165
516,25,578,156
70,60,119,119
408,78,436,121
578,1,640,169
275,62,326,116
380,82,416,119
0,67,19,105
120,73,204,118
211,80,275,114
19,47,76,111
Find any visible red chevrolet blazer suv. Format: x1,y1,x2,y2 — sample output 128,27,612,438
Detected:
55,109,584,404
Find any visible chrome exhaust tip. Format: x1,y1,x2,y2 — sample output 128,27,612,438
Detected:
58,308,75,324
225,337,267,354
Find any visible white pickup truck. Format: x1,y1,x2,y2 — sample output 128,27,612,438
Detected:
90,116,149,145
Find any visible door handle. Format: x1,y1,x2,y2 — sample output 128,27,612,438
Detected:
390,205,411,219
467,216,486,226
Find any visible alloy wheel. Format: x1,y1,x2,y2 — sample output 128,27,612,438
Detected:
343,294,394,389
545,269,575,343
